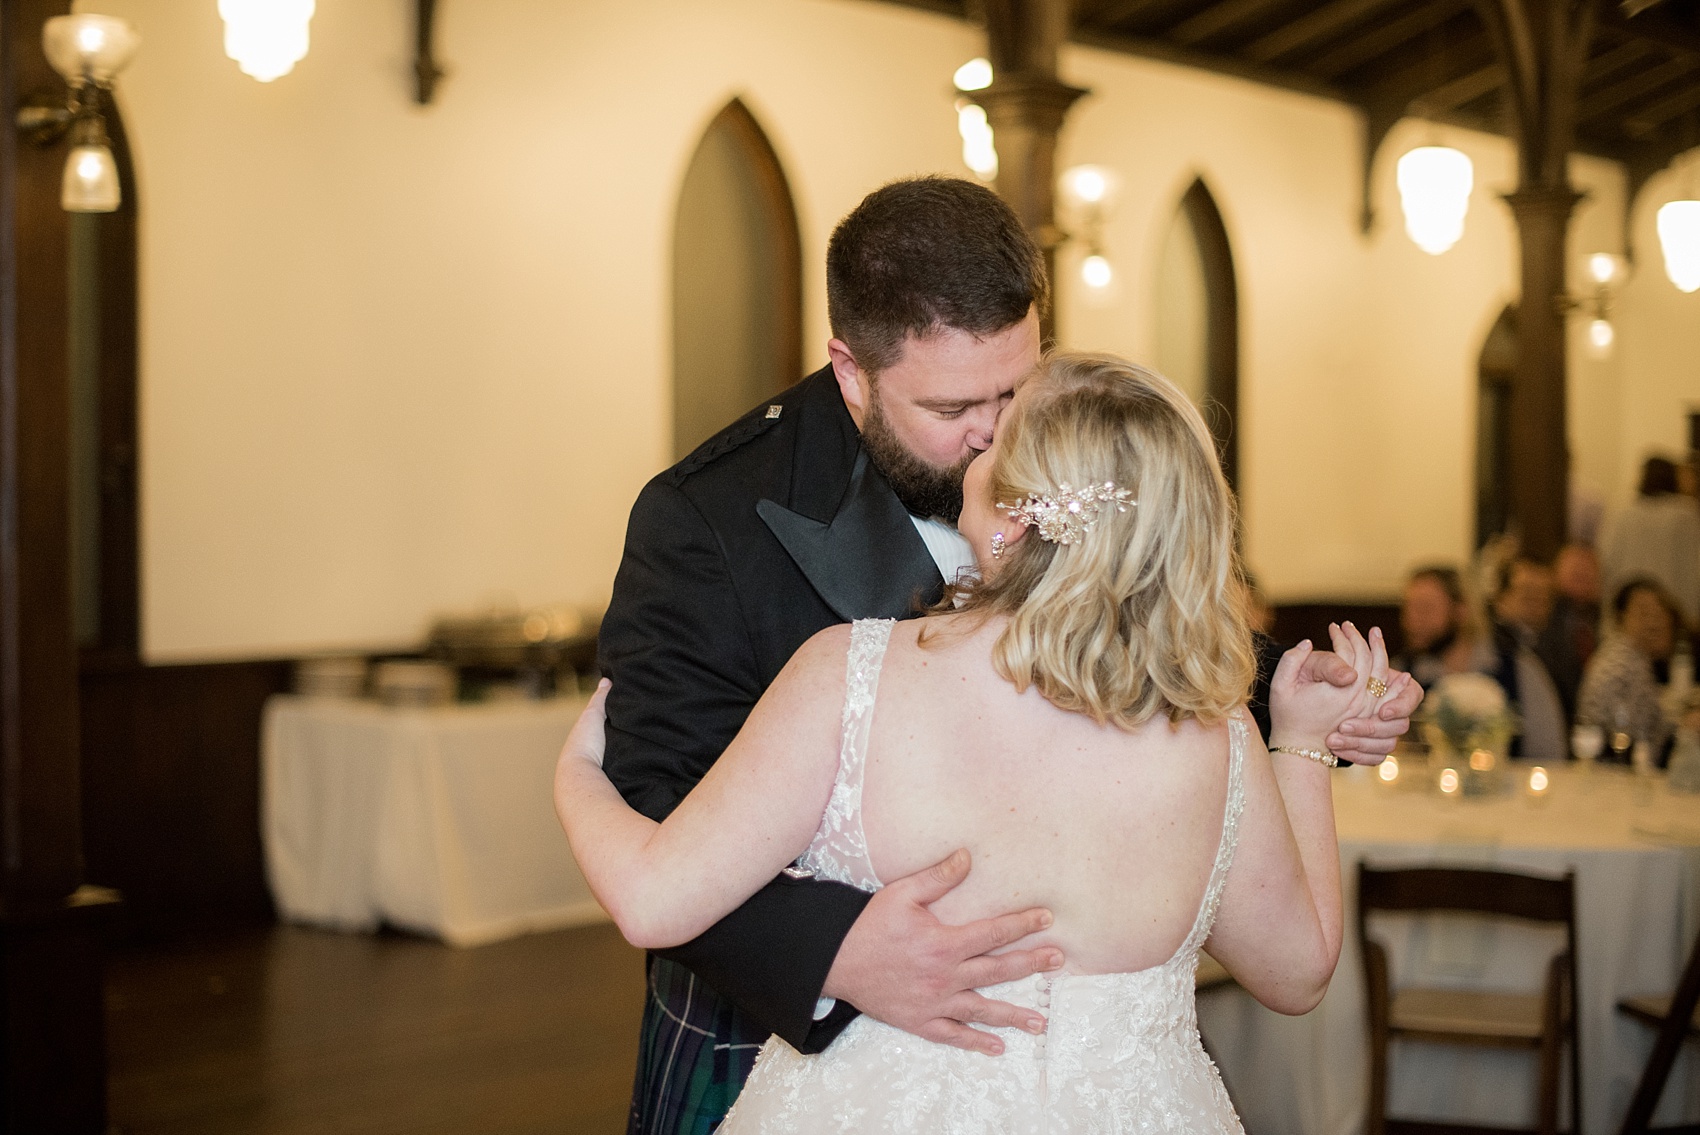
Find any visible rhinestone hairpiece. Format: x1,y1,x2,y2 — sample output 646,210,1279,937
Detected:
996,481,1135,546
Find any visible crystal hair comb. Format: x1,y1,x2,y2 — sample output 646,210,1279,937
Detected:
997,481,1135,546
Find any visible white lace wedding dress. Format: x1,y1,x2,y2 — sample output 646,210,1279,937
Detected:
721,619,1248,1135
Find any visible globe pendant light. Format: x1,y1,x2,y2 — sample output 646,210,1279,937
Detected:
1657,199,1700,293
219,0,315,82
1396,145,1473,255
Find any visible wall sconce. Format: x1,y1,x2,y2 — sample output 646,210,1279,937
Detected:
15,14,139,213
953,58,997,182
1058,164,1120,294
1396,144,1473,255
1564,252,1626,359
220,0,315,83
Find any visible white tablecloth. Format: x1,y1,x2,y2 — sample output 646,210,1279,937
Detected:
262,694,606,946
1200,763,1700,1135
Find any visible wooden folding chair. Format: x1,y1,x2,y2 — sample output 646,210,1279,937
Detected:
1616,924,1700,1135
1358,864,1580,1135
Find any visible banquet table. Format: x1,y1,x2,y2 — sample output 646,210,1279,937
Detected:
262,693,607,947
1198,762,1700,1135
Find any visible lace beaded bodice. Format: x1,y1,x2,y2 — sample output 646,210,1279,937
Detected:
724,620,1250,1134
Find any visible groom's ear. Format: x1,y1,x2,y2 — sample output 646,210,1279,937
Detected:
828,339,870,429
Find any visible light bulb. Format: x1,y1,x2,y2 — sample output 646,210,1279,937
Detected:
1586,318,1614,357
953,58,993,92
219,0,315,82
1587,253,1621,285
42,15,139,87
62,143,120,213
956,102,997,181
1080,254,1113,289
1060,165,1120,213
1396,146,1473,255
1657,199,1700,293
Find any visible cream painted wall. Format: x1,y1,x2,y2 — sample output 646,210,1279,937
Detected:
1053,44,1632,600
82,0,1688,657
91,0,978,660
1614,157,1700,512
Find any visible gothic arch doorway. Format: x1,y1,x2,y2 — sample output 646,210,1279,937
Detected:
1154,179,1240,490
671,99,803,461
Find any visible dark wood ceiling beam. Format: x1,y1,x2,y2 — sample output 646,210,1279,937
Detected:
1356,35,1499,112
1623,80,1700,135
1580,38,1650,86
1243,0,1404,64
1077,0,1202,34
1307,0,1473,80
1414,61,1505,113
1598,4,1700,59
1169,0,1291,46
1070,23,1346,100
1576,55,1697,119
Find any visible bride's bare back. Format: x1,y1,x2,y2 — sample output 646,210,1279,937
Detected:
862,615,1231,977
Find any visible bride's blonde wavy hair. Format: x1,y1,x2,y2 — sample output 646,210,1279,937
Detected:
936,352,1255,729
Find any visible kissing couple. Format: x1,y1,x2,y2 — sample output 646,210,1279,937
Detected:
556,176,1420,1134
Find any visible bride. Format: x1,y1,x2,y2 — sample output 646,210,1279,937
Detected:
557,352,1397,1132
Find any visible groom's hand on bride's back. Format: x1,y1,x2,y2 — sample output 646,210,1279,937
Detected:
821,848,1062,1056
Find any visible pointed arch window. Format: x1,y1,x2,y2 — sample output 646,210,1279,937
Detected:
671,99,803,461
1154,179,1239,490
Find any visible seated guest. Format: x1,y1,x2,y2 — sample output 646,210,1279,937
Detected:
1578,578,1684,762
1553,543,1602,665
1600,456,1700,627
1493,557,1583,722
1394,565,1567,760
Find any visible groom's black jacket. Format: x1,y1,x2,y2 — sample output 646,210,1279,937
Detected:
600,364,945,1053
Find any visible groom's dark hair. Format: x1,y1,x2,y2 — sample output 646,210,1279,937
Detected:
826,176,1048,375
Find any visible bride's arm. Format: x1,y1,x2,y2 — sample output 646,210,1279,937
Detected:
1207,623,1394,1013
555,625,850,950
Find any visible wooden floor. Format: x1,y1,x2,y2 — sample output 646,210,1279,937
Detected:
106,922,647,1135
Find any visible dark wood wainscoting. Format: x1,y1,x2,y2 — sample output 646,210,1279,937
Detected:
80,659,294,940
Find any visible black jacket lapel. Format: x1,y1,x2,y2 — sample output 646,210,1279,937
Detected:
759,449,944,622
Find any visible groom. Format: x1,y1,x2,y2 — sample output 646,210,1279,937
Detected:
599,176,1418,1135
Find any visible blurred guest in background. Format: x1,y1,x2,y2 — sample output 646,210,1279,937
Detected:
1492,557,1583,723
1578,578,1685,763
1394,565,1567,760
1553,544,1602,662
1600,455,1700,626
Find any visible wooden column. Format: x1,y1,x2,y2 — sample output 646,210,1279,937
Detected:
1474,0,1598,560
973,0,1086,343
1,1,113,1128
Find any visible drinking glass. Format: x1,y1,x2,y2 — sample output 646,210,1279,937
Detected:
1571,722,1603,789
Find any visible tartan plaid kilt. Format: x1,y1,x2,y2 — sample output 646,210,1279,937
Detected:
628,955,770,1135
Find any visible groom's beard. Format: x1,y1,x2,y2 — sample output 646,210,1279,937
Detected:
861,389,975,523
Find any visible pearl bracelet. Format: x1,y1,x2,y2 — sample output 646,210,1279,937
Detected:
1270,745,1339,768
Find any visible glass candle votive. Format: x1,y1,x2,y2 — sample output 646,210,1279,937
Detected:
1377,755,1400,785
1526,765,1550,800
1438,766,1461,796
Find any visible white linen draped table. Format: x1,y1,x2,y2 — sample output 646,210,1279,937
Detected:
1199,763,1700,1135
262,693,606,947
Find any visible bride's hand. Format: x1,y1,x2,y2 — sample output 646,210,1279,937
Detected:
1270,623,1394,758
562,678,611,769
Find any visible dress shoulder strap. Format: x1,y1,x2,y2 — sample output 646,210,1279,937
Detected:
791,619,893,892
1174,710,1250,959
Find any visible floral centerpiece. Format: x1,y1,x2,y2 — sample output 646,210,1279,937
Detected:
1421,672,1520,794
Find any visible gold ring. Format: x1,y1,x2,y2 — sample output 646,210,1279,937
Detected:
1367,676,1389,699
